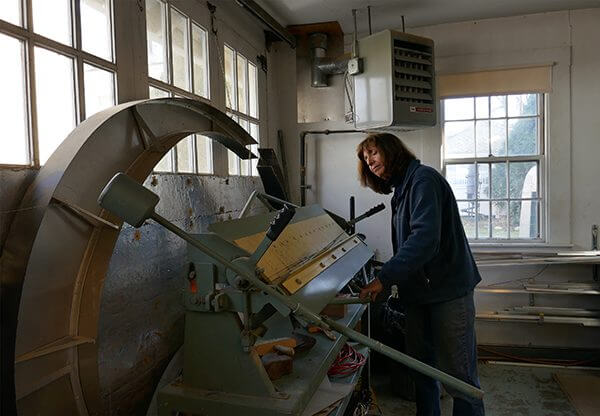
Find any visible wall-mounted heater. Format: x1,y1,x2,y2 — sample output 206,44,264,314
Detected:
354,29,436,130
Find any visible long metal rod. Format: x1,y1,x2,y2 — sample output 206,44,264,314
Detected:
235,0,296,48
239,191,299,218
323,316,484,399
257,192,299,208
239,190,258,218
352,9,358,58
329,297,370,305
150,212,484,400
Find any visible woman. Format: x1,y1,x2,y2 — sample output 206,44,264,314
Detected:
357,133,484,416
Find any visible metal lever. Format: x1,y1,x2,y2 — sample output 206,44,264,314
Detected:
248,205,296,266
348,203,385,227
97,173,484,400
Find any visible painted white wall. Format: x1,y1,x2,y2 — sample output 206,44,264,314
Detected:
277,8,600,348
570,9,600,249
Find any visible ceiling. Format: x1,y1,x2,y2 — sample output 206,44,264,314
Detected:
256,0,600,34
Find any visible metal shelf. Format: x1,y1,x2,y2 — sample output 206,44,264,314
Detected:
475,255,600,267
477,312,600,327
476,283,600,296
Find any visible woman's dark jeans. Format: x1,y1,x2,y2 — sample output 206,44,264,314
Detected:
405,290,485,416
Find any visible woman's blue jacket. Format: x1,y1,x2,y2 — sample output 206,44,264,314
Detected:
379,159,481,304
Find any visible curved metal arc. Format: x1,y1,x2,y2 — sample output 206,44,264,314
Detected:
0,98,260,415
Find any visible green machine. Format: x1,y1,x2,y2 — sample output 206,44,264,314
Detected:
98,173,483,416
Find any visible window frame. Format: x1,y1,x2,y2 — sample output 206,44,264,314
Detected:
441,93,547,243
146,0,213,175
0,0,117,167
223,42,260,177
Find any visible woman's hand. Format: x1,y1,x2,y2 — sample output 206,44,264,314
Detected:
359,278,383,302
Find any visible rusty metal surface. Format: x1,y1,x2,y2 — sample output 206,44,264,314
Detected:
0,98,263,415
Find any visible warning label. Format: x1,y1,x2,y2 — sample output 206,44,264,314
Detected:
409,106,433,113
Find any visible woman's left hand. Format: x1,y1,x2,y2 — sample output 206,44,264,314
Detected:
359,278,383,301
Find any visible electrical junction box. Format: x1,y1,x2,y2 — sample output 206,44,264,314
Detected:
354,29,436,131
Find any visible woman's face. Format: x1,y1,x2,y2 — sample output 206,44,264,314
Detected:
363,145,386,179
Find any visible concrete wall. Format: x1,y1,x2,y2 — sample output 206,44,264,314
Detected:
279,9,600,349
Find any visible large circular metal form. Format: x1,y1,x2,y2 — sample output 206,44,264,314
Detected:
1,98,258,415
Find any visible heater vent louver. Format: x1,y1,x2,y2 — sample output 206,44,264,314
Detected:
354,30,436,130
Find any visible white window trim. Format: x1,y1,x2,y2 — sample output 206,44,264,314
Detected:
223,41,261,177
441,93,548,244
146,0,213,175
434,46,572,247
0,0,117,167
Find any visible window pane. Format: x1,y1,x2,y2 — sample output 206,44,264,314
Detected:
490,119,506,156
0,0,22,26
146,0,168,82
444,97,473,121
475,120,489,157
458,201,476,239
477,201,491,239
176,135,194,173
444,121,474,158
490,95,506,118
491,163,507,199
32,0,72,46
250,123,259,176
239,119,250,176
155,149,173,172
237,54,248,115
240,146,252,176
192,24,208,98
248,63,258,118
508,117,538,156
224,45,235,109
509,161,538,199
171,9,190,91
34,47,76,165
510,200,539,239
0,34,28,164
475,96,488,119
446,164,475,200
228,150,239,175
508,94,537,117
149,86,169,98
491,201,508,238
84,64,115,118
196,135,212,174
81,0,113,61
477,163,489,199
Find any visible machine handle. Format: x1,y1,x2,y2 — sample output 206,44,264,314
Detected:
348,203,385,227
266,205,296,241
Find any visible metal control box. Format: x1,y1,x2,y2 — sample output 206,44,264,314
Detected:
354,29,436,130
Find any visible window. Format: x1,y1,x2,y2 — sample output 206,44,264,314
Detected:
442,93,544,241
1,0,116,166
224,44,259,176
145,0,211,174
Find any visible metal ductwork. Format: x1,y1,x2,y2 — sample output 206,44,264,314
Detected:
310,33,349,88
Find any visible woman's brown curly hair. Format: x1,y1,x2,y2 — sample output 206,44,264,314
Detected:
357,133,416,194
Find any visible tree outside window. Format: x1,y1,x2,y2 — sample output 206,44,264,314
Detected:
443,93,544,241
